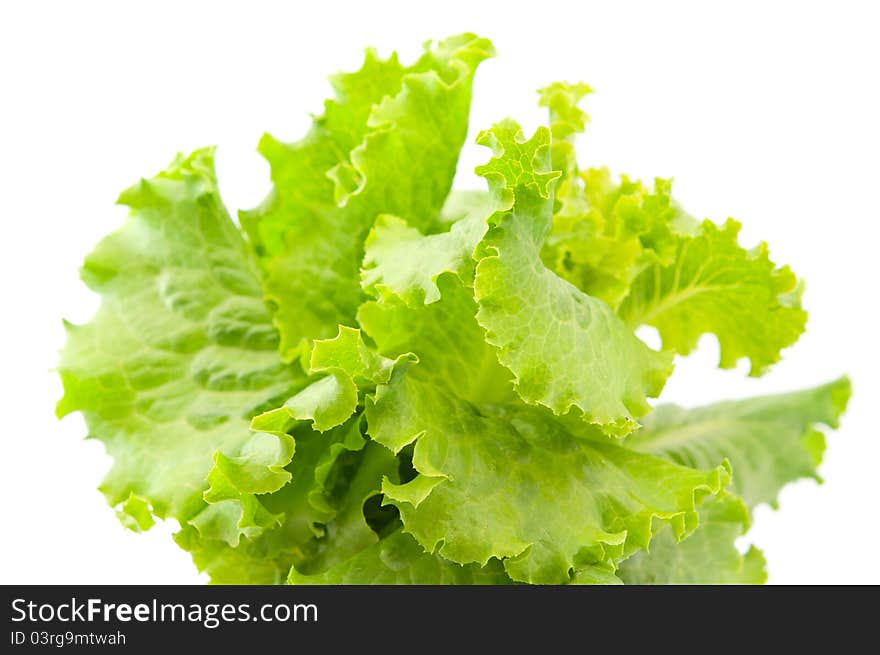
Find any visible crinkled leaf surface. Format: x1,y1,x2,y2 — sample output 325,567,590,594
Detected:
537,85,804,376
627,377,851,508
361,211,486,305
358,186,511,406
367,369,729,584
543,171,690,309
252,325,407,433
57,149,304,532
618,495,766,584
116,493,155,532
58,34,851,587
359,276,514,406
538,83,688,308
619,219,807,375
472,121,673,435
291,439,401,575
177,416,388,583
289,531,511,584
243,34,494,362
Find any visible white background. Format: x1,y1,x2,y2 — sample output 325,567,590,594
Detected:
1,0,877,584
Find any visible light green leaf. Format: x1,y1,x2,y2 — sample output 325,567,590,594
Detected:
58,38,849,588
359,275,514,406
537,84,691,310
189,493,282,547
358,184,511,407
472,121,673,435
540,118,805,377
433,189,491,232
250,325,412,433
116,493,155,532
195,427,299,547
243,34,494,362
570,567,624,585
310,324,403,384
193,326,414,550
242,48,406,258
618,494,767,584
255,373,358,434
289,441,401,576
207,430,296,496
538,81,593,175
367,370,730,583
256,420,370,563
179,417,379,583
57,149,304,532
191,396,342,549
174,525,289,584
543,171,690,309
288,531,511,584
361,211,486,304
619,219,807,375
627,376,851,508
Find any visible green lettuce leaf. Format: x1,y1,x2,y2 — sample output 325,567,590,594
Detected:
58,34,852,587
537,84,805,375
618,495,767,584
361,211,486,305
472,121,673,435
358,186,510,406
538,83,688,309
57,149,304,533
627,376,851,508
174,526,289,584
538,81,593,176
619,219,807,375
177,415,392,583
543,171,689,309
288,531,511,584
291,439,401,575
182,326,417,579
367,368,730,584
115,493,155,532
243,34,494,362
253,325,412,433
358,276,514,406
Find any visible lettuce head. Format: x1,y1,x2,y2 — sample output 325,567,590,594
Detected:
57,34,850,584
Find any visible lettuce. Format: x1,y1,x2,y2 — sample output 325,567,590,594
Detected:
58,33,850,584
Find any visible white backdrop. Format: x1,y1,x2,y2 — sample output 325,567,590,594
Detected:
1,0,877,584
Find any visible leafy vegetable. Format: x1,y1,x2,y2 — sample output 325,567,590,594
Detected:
59,34,850,584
